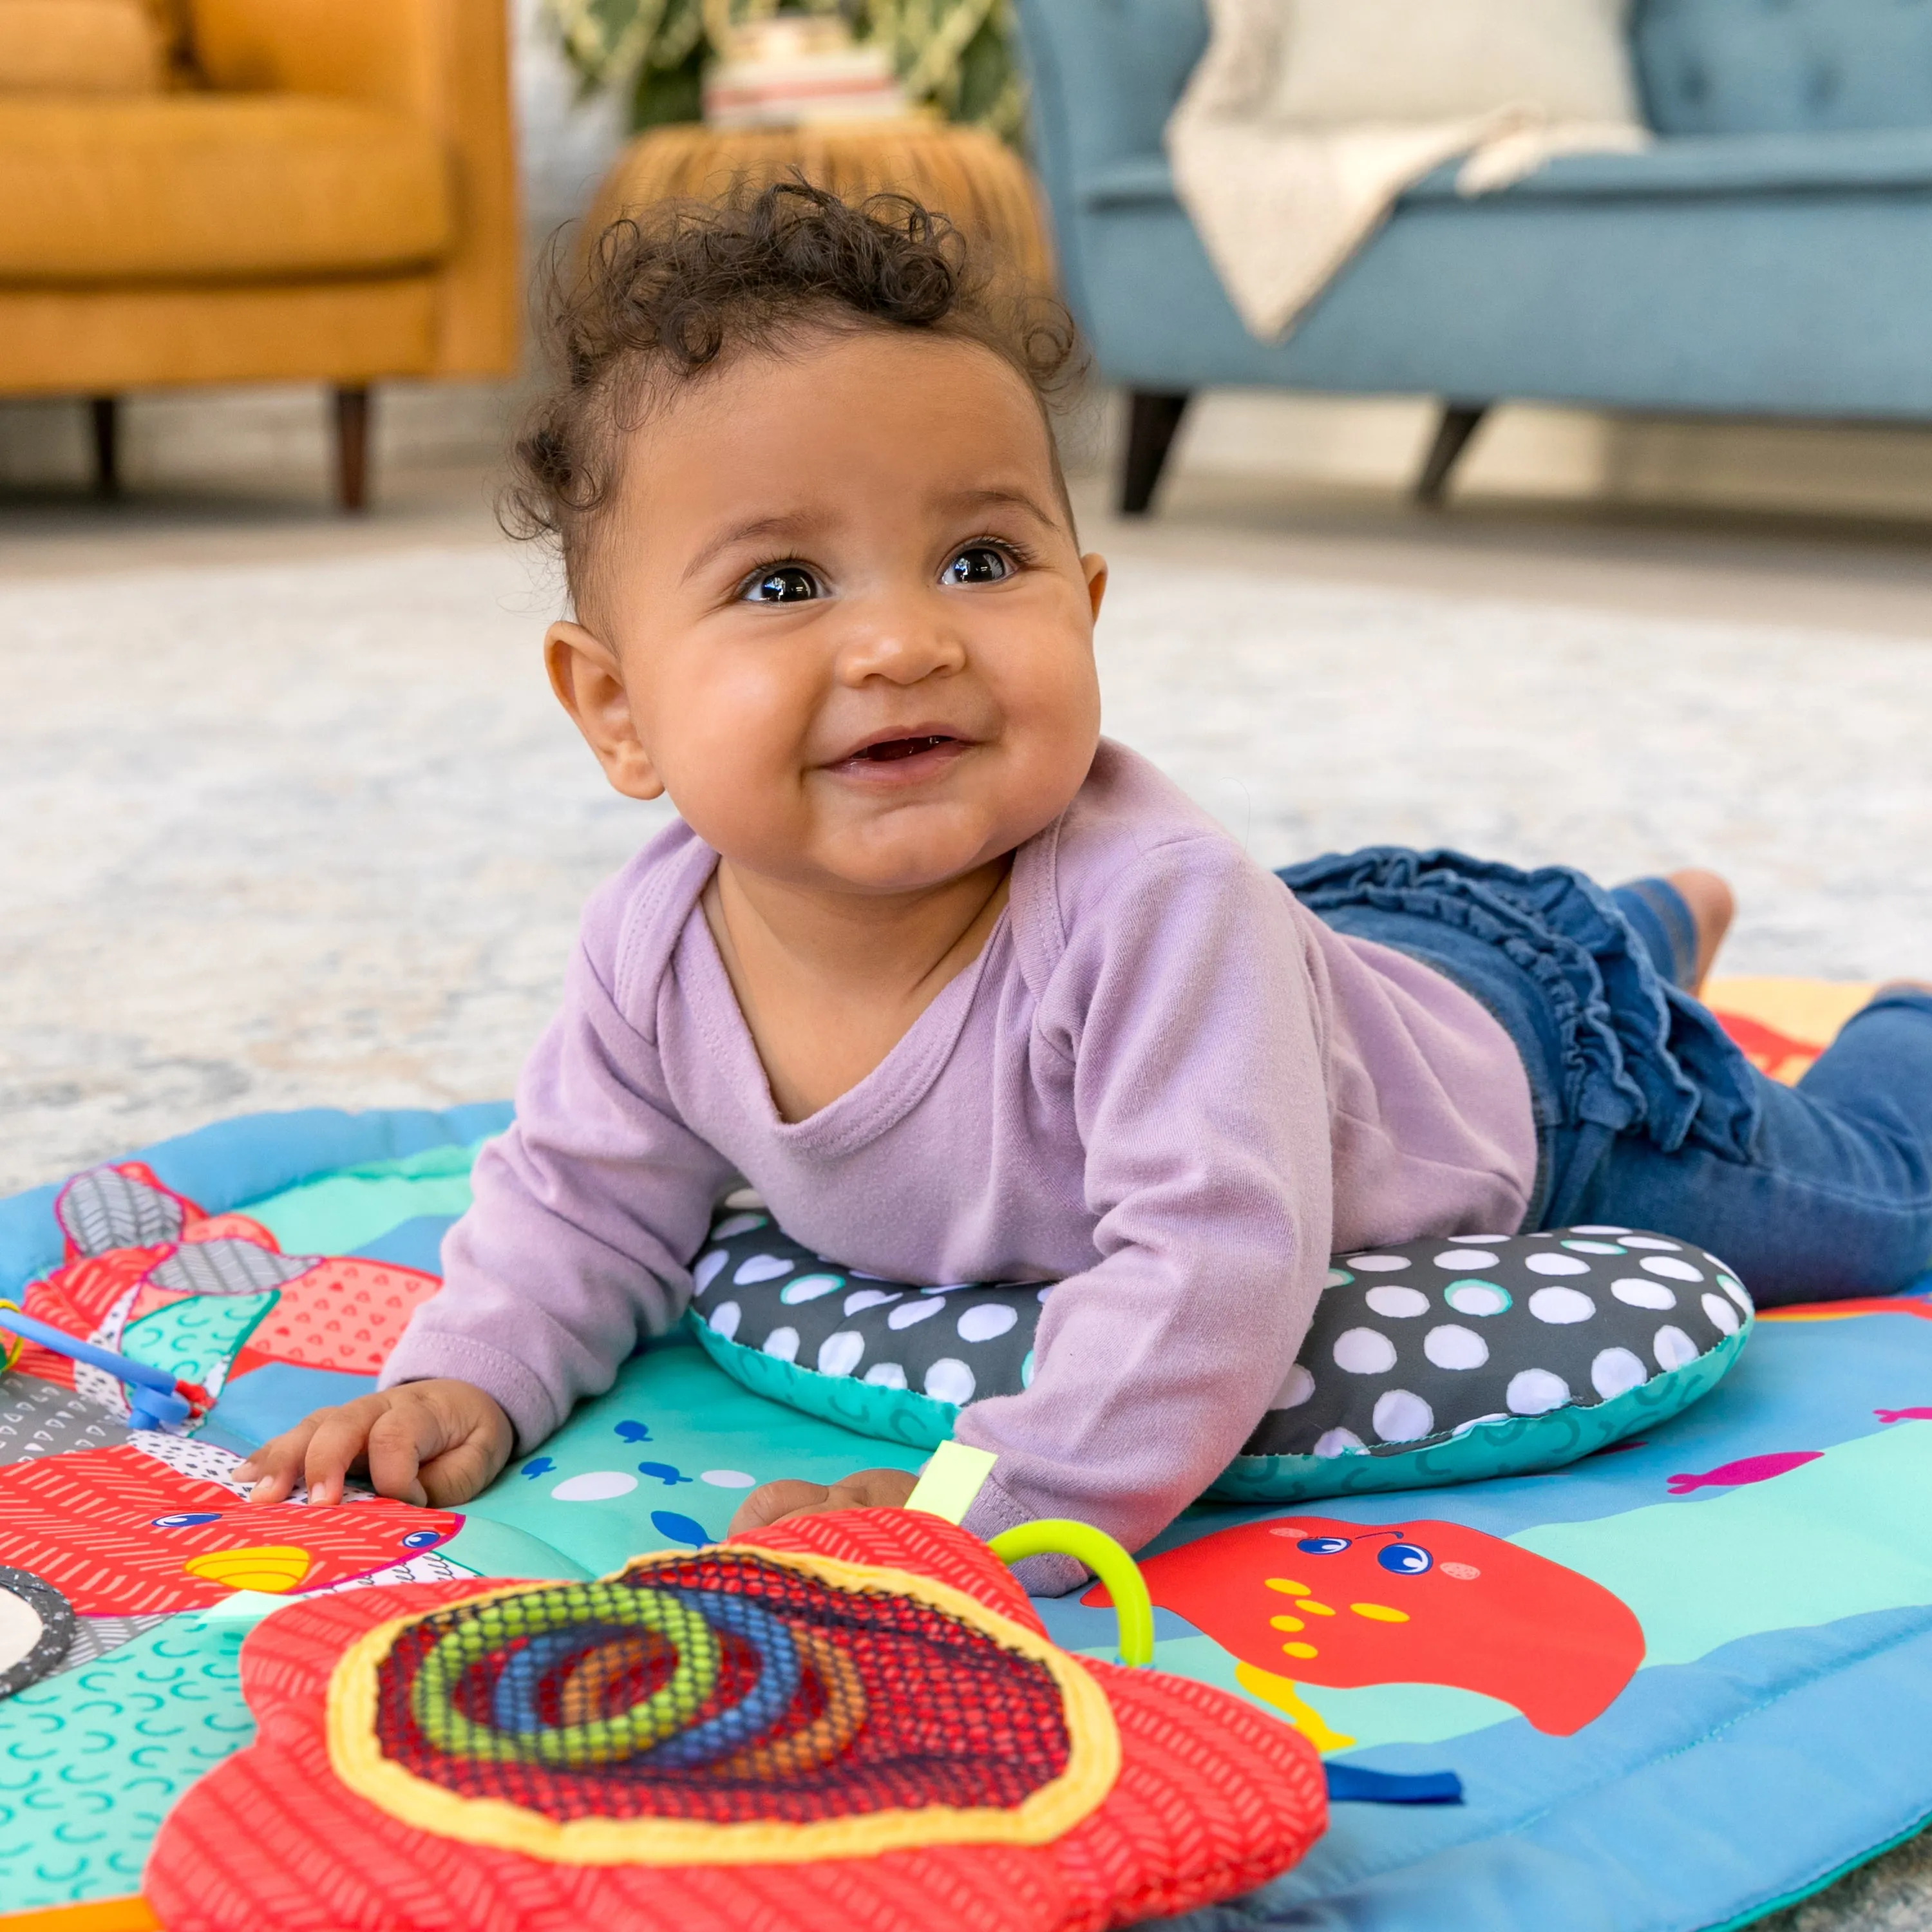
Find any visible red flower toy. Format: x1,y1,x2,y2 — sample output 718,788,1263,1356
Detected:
147,1510,1327,1932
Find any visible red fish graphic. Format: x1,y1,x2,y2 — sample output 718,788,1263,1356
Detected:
0,1444,460,1615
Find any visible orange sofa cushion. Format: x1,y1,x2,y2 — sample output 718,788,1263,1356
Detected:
0,94,453,282
0,0,164,93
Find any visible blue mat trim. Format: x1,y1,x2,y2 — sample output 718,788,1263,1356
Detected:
0,1103,510,1297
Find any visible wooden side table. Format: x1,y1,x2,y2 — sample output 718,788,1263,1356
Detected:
583,119,1054,293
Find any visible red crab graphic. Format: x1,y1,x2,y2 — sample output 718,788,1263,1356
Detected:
1094,1513,1644,1736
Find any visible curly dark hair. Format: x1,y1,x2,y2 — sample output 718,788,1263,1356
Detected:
502,179,1082,618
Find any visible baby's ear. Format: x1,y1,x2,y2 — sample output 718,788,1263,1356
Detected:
545,620,664,800
1082,553,1108,623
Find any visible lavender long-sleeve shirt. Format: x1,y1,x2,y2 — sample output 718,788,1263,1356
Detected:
383,743,1535,1555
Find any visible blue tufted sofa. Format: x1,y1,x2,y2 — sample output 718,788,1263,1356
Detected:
1013,0,1932,512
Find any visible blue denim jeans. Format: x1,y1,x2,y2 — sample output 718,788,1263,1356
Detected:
1280,849,1932,1306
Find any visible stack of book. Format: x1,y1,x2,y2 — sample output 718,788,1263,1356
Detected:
703,15,910,129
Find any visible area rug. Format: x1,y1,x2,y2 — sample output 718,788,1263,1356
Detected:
6,544,1931,1200
3,982,1930,1932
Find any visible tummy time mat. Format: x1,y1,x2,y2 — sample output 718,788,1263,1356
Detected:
0,978,1928,1932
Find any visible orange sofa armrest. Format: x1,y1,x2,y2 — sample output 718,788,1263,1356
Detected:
188,0,520,375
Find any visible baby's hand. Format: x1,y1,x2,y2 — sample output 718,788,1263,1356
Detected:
727,1466,919,1537
234,1379,513,1509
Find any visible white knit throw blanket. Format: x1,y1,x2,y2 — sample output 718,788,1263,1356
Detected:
1166,0,1648,341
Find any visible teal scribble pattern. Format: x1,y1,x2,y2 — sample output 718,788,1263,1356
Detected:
0,1617,255,1908
122,1291,276,1395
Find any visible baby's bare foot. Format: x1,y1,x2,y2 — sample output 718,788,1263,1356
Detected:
1665,868,1735,995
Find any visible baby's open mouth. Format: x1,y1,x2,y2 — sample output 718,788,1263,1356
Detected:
852,734,960,763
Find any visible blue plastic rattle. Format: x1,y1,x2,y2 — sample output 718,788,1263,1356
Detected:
0,1302,209,1430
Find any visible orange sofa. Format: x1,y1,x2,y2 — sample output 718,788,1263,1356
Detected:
0,0,520,507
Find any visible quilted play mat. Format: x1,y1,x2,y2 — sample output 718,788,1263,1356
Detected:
1,976,1929,1932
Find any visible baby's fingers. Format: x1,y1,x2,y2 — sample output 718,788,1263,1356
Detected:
301,1401,388,1506
234,1417,323,1504
361,1406,440,1508
417,1431,510,1510
728,1479,831,1536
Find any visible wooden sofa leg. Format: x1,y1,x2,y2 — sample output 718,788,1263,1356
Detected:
334,385,372,513
1416,402,1490,506
90,396,119,498
1119,390,1191,516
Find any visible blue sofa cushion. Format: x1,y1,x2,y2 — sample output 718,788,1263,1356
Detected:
1080,126,1932,215
1636,0,1932,137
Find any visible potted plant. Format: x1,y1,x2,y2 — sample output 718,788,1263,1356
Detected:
545,0,1023,140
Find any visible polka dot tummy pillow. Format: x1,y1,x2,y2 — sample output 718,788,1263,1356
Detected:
688,1215,1752,1504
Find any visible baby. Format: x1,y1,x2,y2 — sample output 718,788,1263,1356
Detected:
240,185,1932,1586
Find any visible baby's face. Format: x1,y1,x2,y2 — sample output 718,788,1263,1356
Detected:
547,328,1106,896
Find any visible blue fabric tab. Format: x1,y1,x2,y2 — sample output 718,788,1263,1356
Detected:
1325,1765,1466,1806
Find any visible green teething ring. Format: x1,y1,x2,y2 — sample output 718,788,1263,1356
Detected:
410,1582,720,1766
986,1520,1155,1668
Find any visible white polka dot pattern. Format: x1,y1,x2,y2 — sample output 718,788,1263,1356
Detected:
816,1331,865,1377
1612,1278,1677,1311
1333,1328,1399,1375
1642,1256,1705,1282
1365,1285,1430,1319
1654,1325,1698,1370
1507,1368,1571,1416
781,1274,843,1305
733,1254,793,1286
1528,1287,1595,1325
686,1210,1750,1477
1271,1363,1316,1410
924,1359,976,1405
1444,1281,1511,1317
1240,1228,1748,1464
1525,1253,1592,1277
1701,1293,1740,1336
1424,1324,1489,1370
1373,1389,1434,1443
956,1303,1018,1342
1591,1347,1647,1399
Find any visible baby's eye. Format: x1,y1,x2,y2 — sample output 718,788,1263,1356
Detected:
943,545,1014,586
742,565,819,603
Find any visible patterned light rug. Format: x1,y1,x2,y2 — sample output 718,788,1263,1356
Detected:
3,542,1928,1201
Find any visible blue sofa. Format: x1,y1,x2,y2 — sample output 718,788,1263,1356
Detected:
1012,0,1932,512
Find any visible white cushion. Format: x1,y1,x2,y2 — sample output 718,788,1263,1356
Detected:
1270,0,1640,129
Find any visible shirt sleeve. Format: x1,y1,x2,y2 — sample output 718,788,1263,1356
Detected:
379,935,735,1450
956,836,1334,1577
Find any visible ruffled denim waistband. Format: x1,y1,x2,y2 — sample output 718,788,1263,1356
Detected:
1278,848,1762,1169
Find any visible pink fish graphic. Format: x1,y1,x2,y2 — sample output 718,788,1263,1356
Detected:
1876,1408,1932,1425
1667,1452,1821,1495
